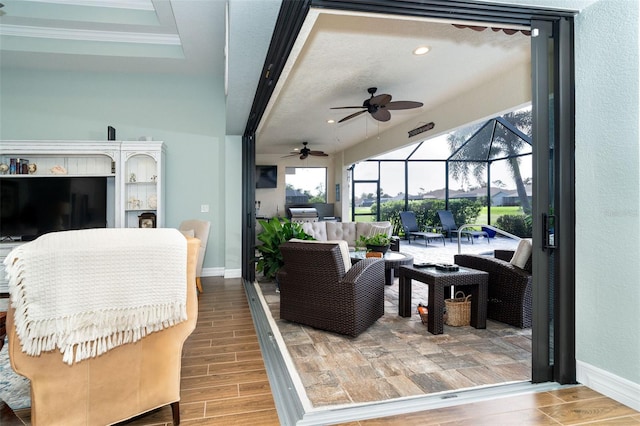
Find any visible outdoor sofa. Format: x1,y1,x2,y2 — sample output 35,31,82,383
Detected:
300,220,393,251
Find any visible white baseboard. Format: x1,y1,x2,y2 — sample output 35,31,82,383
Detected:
202,267,224,277
201,267,242,279
576,360,640,411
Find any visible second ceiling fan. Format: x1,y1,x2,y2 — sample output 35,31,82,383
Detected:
283,142,328,160
331,87,423,123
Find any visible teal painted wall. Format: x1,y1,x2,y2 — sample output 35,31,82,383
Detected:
0,68,229,271
574,0,640,386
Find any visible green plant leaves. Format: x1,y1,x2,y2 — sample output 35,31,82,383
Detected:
255,218,314,279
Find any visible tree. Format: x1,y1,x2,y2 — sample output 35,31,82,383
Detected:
447,110,532,213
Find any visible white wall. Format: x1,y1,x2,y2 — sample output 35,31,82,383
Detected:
224,135,243,276
0,69,231,273
573,0,640,408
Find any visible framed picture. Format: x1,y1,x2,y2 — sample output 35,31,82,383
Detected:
138,212,156,228
335,184,340,202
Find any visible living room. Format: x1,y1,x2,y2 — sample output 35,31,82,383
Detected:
1,0,639,425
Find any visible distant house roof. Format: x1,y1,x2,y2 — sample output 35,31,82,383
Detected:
504,184,532,197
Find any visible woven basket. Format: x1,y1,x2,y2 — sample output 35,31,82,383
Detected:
444,291,471,326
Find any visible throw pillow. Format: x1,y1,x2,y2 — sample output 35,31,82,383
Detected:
510,238,532,269
368,224,391,237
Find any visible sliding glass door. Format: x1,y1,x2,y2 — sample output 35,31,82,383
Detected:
531,17,576,384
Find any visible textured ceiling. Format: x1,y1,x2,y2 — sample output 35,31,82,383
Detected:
255,10,532,156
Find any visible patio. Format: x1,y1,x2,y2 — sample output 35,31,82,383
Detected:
254,235,530,415
395,233,520,265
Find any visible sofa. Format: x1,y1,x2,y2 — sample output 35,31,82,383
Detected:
7,232,199,426
300,221,393,250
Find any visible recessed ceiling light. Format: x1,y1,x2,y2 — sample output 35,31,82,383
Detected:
413,46,430,55
327,119,335,124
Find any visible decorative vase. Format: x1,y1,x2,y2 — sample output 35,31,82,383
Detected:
366,244,390,254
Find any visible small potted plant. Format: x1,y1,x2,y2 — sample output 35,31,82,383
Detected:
357,233,392,254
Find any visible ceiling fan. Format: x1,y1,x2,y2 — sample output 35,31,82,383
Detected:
282,142,328,160
331,87,423,123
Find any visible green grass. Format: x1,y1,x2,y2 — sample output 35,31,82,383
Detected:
476,206,523,225
349,205,523,225
349,207,375,222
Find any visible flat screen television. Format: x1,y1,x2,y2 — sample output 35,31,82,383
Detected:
256,165,277,189
0,176,108,241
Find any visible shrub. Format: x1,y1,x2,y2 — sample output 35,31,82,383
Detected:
372,198,483,236
495,214,532,238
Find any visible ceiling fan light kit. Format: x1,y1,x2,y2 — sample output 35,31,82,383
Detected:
331,87,423,123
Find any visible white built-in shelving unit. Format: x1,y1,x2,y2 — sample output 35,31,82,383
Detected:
0,140,165,293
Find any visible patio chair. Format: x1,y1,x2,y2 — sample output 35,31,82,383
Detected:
437,210,488,244
278,240,385,337
454,240,533,328
179,219,211,293
399,211,445,246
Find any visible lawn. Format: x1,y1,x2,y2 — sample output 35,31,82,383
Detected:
349,205,523,224
476,206,523,225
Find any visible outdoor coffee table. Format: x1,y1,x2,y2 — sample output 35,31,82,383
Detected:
398,265,488,334
351,251,414,285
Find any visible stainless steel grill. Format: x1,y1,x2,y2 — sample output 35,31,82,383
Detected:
288,207,318,223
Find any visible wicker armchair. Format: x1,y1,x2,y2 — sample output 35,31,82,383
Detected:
454,250,532,328
278,241,385,337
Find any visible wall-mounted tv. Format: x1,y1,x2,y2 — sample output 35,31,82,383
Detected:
0,176,108,241
256,165,277,189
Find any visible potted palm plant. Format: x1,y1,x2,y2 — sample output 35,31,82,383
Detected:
357,233,392,254
255,217,314,279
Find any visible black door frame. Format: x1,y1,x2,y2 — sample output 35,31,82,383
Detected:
241,0,576,385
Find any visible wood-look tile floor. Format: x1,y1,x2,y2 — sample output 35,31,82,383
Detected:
258,276,532,408
12,277,640,425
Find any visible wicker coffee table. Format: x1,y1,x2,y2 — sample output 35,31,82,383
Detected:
351,251,414,285
398,265,488,334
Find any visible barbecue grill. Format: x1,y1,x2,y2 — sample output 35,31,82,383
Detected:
288,207,319,223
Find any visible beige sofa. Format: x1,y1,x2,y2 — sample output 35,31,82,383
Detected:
300,221,393,250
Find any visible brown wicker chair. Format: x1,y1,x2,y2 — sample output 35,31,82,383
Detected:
454,249,532,328
278,241,385,337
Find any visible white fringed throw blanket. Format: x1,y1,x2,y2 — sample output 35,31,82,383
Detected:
4,228,187,365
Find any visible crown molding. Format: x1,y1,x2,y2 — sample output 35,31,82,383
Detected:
0,24,180,45
20,0,155,10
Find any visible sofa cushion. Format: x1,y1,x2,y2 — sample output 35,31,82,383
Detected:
326,222,357,247
365,223,392,237
510,238,532,270
289,238,351,273
301,221,328,241
356,222,392,240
